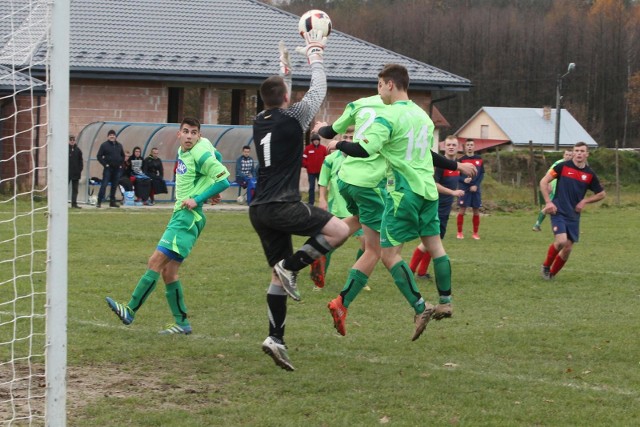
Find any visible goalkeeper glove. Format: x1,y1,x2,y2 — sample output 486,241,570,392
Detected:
279,40,291,76
296,29,327,65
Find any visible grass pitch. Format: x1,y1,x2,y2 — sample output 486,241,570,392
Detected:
60,204,640,426
2,200,639,426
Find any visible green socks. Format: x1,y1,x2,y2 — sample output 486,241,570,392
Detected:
340,269,369,308
433,255,452,304
165,281,189,326
390,261,424,314
127,269,160,312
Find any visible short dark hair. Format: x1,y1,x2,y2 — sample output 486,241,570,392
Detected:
242,145,251,150
107,129,116,136
181,117,201,130
311,133,321,141
466,138,474,143
574,141,588,149
69,135,76,141
260,76,287,108
378,64,410,92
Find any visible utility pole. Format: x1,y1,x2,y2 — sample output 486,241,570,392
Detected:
554,63,575,151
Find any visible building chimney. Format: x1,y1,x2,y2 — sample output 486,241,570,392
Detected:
543,106,551,121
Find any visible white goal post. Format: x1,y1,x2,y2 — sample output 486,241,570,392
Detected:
0,1,69,426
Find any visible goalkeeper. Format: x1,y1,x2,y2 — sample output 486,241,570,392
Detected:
252,35,350,372
105,117,230,335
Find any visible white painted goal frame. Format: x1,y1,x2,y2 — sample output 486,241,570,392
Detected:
0,1,69,426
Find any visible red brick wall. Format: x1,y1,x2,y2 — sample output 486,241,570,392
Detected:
69,81,432,137
0,95,47,192
69,79,168,138
1,78,433,193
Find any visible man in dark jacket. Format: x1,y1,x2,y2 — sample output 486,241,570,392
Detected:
96,129,125,208
68,135,83,208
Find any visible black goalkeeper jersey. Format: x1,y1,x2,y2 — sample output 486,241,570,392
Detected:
251,63,327,205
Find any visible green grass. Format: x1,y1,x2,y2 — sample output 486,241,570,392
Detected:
2,201,640,426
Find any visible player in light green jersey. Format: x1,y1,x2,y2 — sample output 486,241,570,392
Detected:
327,64,476,341
315,96,389,333
311,131,366,290
106,117,230,335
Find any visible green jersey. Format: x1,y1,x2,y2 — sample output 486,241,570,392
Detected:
548,158,564,194
332,95,388,188
362,100,437,200
318,150,350,218
174,137,230,212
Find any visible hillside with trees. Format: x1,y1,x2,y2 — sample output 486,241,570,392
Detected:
267,0,640,148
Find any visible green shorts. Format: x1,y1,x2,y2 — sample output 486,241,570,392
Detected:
380,188,440,247
157,208,206,259
338,179,386,232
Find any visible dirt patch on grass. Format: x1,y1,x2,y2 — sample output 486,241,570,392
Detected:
2,362,215,424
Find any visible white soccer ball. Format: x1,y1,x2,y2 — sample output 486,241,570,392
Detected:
298,10,332,38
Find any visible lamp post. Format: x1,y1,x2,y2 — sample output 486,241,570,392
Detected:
554,62,575,151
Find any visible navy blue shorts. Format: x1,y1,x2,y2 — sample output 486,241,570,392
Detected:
550,214,580,243
458,190,482,209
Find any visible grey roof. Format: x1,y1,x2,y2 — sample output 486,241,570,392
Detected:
465,107,598,148
0,64,46,95
0,0,470,91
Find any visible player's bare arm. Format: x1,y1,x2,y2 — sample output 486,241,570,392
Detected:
575,190,606,213
457,162,477,178
436,182,464,197
539,172,557,214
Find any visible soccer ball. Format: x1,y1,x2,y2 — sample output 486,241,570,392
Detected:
298,10,332,38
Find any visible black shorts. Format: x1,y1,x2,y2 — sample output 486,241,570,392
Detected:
249,201,334,267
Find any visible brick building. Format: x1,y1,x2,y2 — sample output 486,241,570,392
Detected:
0,0,470,191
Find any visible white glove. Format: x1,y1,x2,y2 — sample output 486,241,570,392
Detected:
279,40,291,76
295,29,327,64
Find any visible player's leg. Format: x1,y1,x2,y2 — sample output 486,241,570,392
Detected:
308,173,317,205
105,249,168,326
249,205,295,371
267,203,347,301
550,219,578,278
456,203,467,239
409,242,426,273
328,224,379,334
328,186,384,335
533,209,545,231
379,191,434,341
542,216,570,279
471,190,481,239
421,234,453,320
159,259,192,335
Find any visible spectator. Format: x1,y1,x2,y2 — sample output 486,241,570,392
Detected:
96,129,125,208
128,146,152,205
235,145,257,188
68,135,83,209
143,147,167,204
119,150,134,192
302,133,327,205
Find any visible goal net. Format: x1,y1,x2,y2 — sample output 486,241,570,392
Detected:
0,1,68,425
